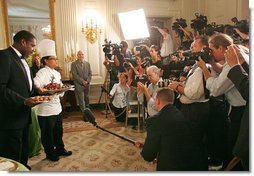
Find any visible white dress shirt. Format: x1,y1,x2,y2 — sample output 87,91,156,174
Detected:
160,33,174,57
110,83,130,108
137,78,162,116
180,67,209,104
206,62,246,106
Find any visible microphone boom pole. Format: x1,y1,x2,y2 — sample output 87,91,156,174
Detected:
83,108,135,145
95,125,135,144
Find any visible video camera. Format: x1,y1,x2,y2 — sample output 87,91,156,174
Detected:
224,17,249,40
182,47,212,63
190,13,208,34
172,18,187,39
102,39,123,59
205,22,225,36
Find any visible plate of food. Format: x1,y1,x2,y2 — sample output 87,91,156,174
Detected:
33,95,53,103
42,83,72,94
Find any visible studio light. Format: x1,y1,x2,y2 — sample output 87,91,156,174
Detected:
118,9,150,40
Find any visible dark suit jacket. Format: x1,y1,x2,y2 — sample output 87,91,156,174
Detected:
227,64,249,169
0,47,33,129
141,104,204,171
71,60,92,92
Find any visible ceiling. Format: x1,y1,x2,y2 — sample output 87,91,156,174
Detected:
8,0,49,19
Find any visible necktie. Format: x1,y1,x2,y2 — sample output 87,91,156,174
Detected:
184,64,198,84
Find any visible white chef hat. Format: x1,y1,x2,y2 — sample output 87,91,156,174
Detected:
37,39,56,58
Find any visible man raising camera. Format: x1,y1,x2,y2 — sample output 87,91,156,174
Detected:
113,40,132,74
137,65,162,117
168,35,215,170
197,33,247,170
103,40,131,90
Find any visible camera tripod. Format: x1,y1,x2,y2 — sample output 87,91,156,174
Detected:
98,70,114,118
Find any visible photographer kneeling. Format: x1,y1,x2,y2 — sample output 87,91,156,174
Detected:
109,73,130,122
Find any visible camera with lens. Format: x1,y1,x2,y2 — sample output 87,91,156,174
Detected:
123,56,137,69
141,57,151,68
190,13,208,35
182,47,212,63
232,17,249,34
172,18,187,39
161,51,180,66
135,39,150,57
158,79,171,88
234,38,249,45
135,46,144,51
135,74,148,84
224,17,249,40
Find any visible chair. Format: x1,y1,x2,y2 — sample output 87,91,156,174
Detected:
125,87,145,131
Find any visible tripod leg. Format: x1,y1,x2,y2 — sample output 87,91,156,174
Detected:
104,93,114,118
99,70,114,118
98,89,103,104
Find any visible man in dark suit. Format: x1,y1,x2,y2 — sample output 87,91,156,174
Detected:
0,30,40,169
135,88,204,171
225,44,249,170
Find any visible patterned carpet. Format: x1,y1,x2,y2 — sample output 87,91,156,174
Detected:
28,109,156,171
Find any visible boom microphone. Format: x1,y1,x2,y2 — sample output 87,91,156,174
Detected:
83,108,135,144
83,107,97,126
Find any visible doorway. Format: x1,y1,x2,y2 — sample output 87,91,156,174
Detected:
146,17,173,48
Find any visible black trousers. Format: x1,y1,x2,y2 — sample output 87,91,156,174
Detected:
38,113,65,156
229,106,246,151
112,105,126,122
0,125,29,167
206,97,230,165
226,105,246,169
180,101,210,170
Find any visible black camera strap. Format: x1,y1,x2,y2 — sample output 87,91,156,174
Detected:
202,67,211,99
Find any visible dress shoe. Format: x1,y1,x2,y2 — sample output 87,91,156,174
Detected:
46,154,60,162
56,149,72,156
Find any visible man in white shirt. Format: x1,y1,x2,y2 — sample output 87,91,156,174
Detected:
137,65,162,117
168,35,213,170
197,33,247,170
152,26,174,57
